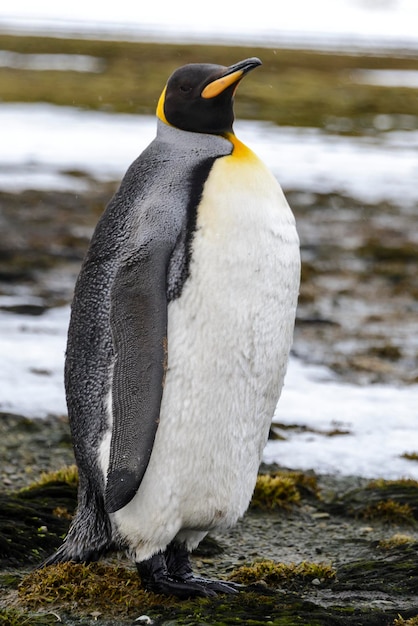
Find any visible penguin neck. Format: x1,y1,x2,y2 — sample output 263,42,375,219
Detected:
222,131,259,162
156,119,233,155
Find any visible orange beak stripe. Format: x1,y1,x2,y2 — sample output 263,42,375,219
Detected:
201,69,244,99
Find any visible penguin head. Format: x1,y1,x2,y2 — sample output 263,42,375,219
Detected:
157,57,262,135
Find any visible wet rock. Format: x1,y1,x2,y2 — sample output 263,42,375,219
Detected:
0,482,76,567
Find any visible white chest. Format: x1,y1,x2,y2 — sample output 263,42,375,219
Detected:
145,151,299,515
110,146,300,559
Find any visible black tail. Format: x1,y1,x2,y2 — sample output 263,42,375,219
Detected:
42,491,113,567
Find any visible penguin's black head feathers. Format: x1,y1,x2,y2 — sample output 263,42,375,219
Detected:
158,57,262,135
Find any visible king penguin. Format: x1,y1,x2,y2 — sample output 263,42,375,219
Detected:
44,57,301,598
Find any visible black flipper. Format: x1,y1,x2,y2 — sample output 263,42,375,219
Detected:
105,244,169,514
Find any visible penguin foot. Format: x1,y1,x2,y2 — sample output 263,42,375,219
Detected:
136,544,240,599
166,541,241,594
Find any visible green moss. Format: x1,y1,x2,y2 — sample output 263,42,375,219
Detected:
19,562,174,616
369,344,402,361
379,533,417,550
0,478,77,567
402,452,418,462
12,558,414,624
336,548,418,595
250,470,320,511
272,421,351,438
0,572,22,588
19,465,78,493
362,499,415,524
394,616,418,625
332,478,418,523
0,608,59,625
359,240,418,264
229,559,336,588
150,592,394,626
251,474,300,510
367,478,418,491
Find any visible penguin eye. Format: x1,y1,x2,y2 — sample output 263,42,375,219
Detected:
179,84,192,94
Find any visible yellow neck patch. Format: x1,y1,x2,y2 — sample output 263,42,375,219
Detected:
223,132,258,162
156,86,170,125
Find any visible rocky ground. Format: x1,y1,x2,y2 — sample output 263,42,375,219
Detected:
0,184,418,624
1,417,418,625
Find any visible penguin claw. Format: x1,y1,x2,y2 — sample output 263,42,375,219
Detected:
143,575,218,599
188,576,241,595
142,575,240,599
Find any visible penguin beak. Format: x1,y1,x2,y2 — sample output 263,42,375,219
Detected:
201,57,262,99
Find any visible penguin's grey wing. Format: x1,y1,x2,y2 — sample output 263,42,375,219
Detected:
101,126,233,515
104,238,171,514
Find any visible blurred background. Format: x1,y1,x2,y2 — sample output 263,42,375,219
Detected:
0,0,417,481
